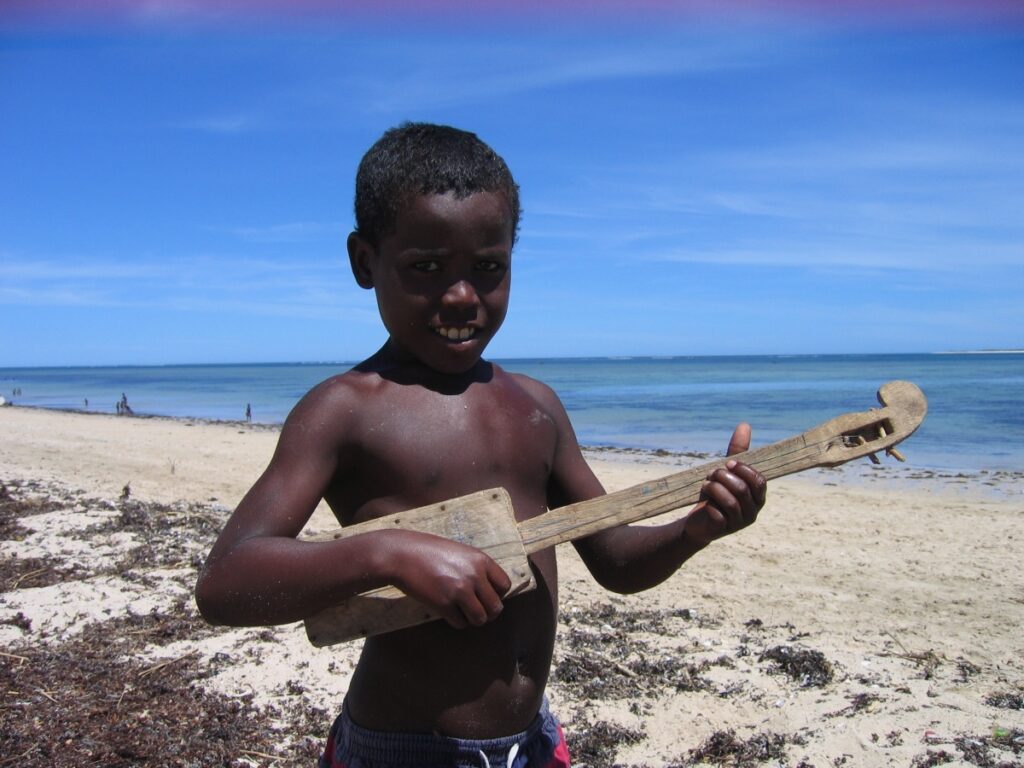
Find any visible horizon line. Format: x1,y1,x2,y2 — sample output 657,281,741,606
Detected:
4,349,1024,371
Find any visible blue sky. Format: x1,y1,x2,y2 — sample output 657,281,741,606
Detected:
2,4,1022,366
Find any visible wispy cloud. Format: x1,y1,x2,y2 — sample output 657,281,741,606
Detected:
0,259,175,282
0,285,113,307
714,138,1024,177
182,113,259,134
362,34,772,113
640,239,1024,272
218,221,347,243
0,251,363,320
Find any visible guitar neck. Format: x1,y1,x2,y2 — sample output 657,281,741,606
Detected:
518,378,933,554
517,429,837,554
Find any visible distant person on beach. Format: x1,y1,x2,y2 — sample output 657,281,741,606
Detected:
245,403,252,423
196,123,767,768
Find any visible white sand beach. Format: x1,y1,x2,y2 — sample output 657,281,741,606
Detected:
2,406,1022,766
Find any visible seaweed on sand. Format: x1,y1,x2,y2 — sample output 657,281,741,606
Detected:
758,645,834,688
565,719,645,768
556,603,718,700
0,609,327,767
684,729,794,766
985,691,1024,711
0,479,328,767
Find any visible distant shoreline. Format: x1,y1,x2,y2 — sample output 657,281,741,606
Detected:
3,349,1024,371
6,402,1024,494
933,348,1024,355
1,402,282,431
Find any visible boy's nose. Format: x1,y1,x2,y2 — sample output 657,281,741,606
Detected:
441,279,480,307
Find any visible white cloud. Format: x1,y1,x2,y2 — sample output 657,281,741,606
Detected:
220,221,347,243
362,33,772,113
0,251,362,318
640,240,1024,272
180,113,259,134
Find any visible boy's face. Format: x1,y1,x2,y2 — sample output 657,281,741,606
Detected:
349,190,514,375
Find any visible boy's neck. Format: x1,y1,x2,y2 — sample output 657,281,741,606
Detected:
358,341,494,394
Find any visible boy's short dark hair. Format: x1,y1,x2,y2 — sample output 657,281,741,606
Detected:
354,122,521,246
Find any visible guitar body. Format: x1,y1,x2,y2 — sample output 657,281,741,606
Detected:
304,488,534,646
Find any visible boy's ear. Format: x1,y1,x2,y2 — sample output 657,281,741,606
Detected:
347,232,376,289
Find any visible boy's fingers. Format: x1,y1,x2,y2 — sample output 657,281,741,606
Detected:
706,465,765,523
455,559,509,627
458,585,506,628
709,468,752,504
480,561,512,622
441,608,469,630
487,558,514,596
701,480,743,530
726,422,751,456
476,584,505,623
731,463,768,507
461,600,490,627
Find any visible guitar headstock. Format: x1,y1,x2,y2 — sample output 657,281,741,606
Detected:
815,380,928,467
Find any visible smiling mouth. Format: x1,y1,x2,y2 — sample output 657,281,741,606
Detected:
432,325,477,342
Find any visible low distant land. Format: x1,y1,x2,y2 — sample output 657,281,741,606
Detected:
934,348,1024,354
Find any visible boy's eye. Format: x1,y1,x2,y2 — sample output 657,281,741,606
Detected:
476,260,504,272
413,260,441,273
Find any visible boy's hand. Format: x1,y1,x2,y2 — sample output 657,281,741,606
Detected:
685,423,767,547
389,531,513,630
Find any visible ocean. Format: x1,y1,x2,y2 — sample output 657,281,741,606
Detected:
2,353,1022,473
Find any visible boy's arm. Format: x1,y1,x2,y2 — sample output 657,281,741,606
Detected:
195,382,510,628
533,381,766,594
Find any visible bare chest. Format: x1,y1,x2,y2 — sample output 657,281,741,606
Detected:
333,381,558,523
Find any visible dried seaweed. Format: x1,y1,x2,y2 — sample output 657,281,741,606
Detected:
758,645,834,688
685,729,792,766
826,692,881,718
1,555,86,593
0,479,329,767
556,603,716,700
565,719,644,767
986,691,1024,711
0,611,326,767
911,749,956,766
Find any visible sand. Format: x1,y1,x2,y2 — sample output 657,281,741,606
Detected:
1,405,1022,767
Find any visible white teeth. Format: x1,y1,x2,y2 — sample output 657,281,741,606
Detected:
435,326,476,341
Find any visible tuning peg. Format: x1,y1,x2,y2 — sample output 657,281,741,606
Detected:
876,423,907,461
886,447,906,462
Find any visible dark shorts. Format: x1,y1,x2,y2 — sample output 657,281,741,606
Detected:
319,698,571,768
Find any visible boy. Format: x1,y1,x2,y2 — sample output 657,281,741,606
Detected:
195,123,766,767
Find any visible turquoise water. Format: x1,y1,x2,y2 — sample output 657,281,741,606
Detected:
2,354,1022,472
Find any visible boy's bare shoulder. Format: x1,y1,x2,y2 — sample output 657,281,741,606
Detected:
496,366,571,426
295,368,370,407
500,367,560,405
281,366,388,439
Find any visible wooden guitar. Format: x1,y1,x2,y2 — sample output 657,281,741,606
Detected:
304,380,927,646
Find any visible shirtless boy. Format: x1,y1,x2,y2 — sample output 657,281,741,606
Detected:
195,123,767,767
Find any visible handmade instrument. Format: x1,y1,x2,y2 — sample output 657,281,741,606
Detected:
305,380,927,646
